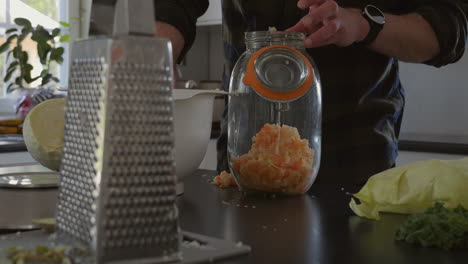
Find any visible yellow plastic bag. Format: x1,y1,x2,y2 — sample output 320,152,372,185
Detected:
349,158,468,220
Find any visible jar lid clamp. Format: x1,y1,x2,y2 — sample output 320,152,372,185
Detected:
243,45,313,102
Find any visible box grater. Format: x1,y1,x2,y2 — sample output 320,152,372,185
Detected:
55,0,181,263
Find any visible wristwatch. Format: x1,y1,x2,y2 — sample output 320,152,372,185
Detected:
357,5,385,45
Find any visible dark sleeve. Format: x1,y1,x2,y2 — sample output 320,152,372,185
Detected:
413,0,468,67
154,0,209,62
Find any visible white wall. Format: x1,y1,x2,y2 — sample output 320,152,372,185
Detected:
399,53,468,144
179,25,223,81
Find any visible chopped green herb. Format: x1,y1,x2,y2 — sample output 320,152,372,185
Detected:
6,245,73,264
395,202,468,249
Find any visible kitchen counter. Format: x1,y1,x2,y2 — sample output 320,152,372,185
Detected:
178,170,468,264
0,169,467,263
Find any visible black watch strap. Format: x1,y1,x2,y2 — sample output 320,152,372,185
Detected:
357,5,385,46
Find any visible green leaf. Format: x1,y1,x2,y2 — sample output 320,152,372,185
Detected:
52,77,60,82
23,64,34,83
24,64,33,71
18,51,28,64
14,18,32,29
52,28,61,37
20,27,31,37
59,21,70,27
5,34,18,44
30,76,42,82
6,61,19,72
6,50,13,61
12,48,20,59
55,47,64,56
50,47,65,64
41,73,53,86
0,34,18,53
14,77,22,87
7,83,16,93
31,26,52,43
0,42,10,54
40,69,48,76
4,64,17,82
18,31,29,42
37,42,52,65
6,28,17,34
59,34,70,43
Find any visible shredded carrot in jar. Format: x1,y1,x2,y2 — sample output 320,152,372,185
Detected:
232,123,314,195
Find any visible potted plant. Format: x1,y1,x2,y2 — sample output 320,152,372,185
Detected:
0,17,69,93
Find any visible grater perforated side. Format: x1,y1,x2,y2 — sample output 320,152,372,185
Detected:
57,55,106,245
56,35,181,263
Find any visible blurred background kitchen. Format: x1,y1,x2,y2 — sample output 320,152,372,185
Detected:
0,0,467,169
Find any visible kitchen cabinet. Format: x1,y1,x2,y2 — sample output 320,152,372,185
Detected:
197,0,222,26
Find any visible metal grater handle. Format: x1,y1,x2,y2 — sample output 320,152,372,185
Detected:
90,0,155,37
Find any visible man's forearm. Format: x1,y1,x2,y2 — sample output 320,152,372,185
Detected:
155,21,185,62
367,12,440,63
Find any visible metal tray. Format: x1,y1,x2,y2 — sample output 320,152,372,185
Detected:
0,172,59,189
0,230,251,263
0,168,59,230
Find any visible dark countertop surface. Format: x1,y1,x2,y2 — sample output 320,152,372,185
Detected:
0,169,467,263
178,170,468,264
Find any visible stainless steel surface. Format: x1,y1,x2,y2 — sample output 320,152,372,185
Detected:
0,188,57,230
0,172,59,188
0,164,51,173
54,0,180,263
0,165,57,230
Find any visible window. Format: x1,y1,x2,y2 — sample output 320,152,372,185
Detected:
17,0,60,21
0,0,68,97
0,28,5,91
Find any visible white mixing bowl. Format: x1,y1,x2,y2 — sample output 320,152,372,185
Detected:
173,89,226,181
22,89,224,184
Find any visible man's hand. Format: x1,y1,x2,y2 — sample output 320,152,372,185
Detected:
287,0,369,48
287,0,440,63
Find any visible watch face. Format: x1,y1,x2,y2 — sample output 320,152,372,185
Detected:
365,5,385,25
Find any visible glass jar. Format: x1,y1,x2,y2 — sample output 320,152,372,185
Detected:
227,31,322,195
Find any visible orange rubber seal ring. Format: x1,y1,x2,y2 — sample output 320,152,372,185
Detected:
242,45,313,101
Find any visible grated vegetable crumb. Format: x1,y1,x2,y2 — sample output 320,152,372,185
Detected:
213,171,237,188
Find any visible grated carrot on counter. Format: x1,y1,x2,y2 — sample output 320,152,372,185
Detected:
213,170,237,188
232,123,315,194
